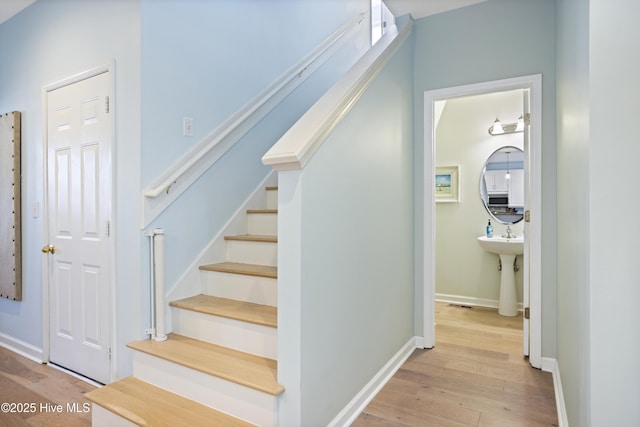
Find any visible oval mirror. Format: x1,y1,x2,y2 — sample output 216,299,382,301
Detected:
480,146,524,225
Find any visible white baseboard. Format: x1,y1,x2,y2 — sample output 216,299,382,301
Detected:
435,293,524,311
541,357,569,427
0,332,44,363
328,336,418,427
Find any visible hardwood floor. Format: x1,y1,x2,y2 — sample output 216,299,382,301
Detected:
0,347,95,426
0,303,557,426
353,302,558,427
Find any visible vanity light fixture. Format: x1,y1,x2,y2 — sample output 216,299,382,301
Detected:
489,118,504,135
488,114,529,136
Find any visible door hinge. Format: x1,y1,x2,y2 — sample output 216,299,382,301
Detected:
106,220,111,237
105,96,110,113
524,112,531,125
524,210,531,223
524,307,530,319
107,346,111,360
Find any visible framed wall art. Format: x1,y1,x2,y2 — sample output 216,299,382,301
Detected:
435,165,459,203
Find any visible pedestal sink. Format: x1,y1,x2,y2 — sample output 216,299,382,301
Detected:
477,235,524,316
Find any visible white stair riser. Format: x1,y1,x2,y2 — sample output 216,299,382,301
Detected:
266,189,278,210
248,213,277,235
226,240,277,266
202,271,277,307
132,352,277,427
91,404,138,427
171,308,277,359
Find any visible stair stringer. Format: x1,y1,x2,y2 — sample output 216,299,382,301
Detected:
164,170,277,330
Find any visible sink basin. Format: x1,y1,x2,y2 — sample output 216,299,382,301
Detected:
477,236,524,256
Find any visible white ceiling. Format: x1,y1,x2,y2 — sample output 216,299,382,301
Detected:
384,0,487,19
0,0,35,25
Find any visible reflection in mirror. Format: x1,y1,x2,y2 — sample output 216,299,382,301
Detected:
480,146,524,225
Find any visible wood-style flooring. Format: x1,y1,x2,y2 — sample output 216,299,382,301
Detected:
0,347,95,426
353,302,558,426
0,302,557,426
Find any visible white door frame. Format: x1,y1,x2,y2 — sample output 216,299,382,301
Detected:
41,62,116,380
422,74,542,368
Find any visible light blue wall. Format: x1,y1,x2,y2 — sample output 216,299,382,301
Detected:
140,0,369,184
411,0,557,356
0,0,142,378
556,0,590,424
298,28,415,425
557,1,640,425
588,0,640,425
141,0,372,290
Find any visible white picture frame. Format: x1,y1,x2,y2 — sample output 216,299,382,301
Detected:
435,165,460,203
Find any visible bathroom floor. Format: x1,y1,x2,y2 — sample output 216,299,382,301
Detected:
354,302,558,426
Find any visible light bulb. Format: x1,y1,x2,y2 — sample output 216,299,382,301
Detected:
490,118,504,135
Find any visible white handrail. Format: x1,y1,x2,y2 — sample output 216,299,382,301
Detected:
143,12,367,200
262,18,413,171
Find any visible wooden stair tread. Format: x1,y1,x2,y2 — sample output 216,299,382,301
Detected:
265,186,278,191
85,377,255,427
199,262,277,278
170,294,277,328
127,334,284,395
247,209,277,214
224,234,277,242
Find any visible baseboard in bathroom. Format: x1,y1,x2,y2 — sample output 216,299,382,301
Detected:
435,293,523,311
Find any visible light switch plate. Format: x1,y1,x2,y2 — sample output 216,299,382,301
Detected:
183,116,193,137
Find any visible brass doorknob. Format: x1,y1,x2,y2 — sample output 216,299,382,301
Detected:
41,244,55,254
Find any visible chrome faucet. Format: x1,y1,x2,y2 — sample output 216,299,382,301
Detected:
502,226,516,239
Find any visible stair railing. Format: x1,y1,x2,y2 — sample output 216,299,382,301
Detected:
140,12,368,228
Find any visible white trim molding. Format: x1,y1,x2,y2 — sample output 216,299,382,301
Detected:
328,337,418,426
0,332,44,364
141,12,367,228
541,357,569,427
423,74,543,367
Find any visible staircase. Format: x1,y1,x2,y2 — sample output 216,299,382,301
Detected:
86,186,282,427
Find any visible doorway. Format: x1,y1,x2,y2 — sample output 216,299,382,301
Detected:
423,75,542,368
43,66,114,384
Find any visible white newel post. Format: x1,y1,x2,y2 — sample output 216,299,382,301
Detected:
147,228,168,342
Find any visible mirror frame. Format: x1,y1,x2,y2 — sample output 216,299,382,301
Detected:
479,145,524,225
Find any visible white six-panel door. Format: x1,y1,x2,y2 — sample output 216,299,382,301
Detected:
45,71,112,384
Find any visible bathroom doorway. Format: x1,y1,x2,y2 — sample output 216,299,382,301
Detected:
422,75,542,368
